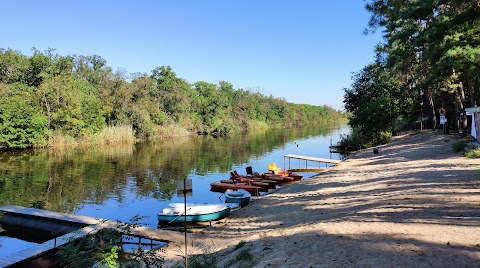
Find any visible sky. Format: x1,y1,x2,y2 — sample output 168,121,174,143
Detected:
1,1,382,110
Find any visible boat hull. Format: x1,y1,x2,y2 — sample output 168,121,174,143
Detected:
224,189,251,207
225,196,250,206
210,182,262,195
158,205,231,223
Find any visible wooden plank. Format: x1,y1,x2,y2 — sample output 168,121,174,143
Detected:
289,168,326,173
0,205,185,267
284,154,342,164
0,205,100,225
0,205,184,243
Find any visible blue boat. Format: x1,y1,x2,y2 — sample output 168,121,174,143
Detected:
158,203,231,223
224,189,251,207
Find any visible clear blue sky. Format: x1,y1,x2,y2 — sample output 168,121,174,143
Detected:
1,1,381,110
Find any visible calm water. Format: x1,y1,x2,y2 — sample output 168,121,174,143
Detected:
0,125,348,234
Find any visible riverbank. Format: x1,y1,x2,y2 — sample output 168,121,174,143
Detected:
162,131,480,267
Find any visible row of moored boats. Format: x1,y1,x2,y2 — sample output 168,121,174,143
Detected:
157,164,303,224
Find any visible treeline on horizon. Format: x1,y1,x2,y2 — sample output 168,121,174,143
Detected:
342,0,480,149
0,48,346,150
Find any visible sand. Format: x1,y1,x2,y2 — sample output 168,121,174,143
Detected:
162,131,480,267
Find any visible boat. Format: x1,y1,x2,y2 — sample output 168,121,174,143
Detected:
274,170,303,180
267,163,303,180
220,179,273,190
210,182,263,195
158,203,231,223
261,173,295,183
225,203,241,212
224,189,251,207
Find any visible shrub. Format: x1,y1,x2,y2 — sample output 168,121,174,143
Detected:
0,84,47,149
56,216,164,268
227,248,255,267
466,148,480,158
187,243,220,268
335,128,392,153
452,140,467,152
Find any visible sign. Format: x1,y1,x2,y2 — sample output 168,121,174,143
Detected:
177,190,192,197
440,115,446,124
176,179,192,197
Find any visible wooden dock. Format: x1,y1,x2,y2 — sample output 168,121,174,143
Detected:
0,205,183,268
284,154,342,172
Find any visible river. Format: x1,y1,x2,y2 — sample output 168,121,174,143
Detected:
0,124,348,231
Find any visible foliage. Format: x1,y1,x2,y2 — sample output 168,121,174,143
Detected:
452,140,467,152
0,83,47,149
173,242,220,268
56,216,164,268
226,248,256,267
0,48,346,150
465,147,480,158
85,125,135,145
345,1,480,140
335,128,391,152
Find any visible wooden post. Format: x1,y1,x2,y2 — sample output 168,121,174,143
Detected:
177,178,192,268
184,179,188,268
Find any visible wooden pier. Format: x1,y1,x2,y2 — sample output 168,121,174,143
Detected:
0,205,183,268
284,154,342,172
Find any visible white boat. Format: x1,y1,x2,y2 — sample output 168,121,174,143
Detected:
158,203,231,223
224,189,251,207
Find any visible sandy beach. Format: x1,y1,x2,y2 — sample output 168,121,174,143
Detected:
163,131,480,267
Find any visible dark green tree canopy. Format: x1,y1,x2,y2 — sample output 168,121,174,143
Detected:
0,48,346,150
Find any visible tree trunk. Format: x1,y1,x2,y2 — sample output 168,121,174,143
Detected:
41,89,51,129
466,72,477,107
424,86,436,129
457,80,468,136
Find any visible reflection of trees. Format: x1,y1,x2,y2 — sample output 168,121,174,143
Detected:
0,125,341,213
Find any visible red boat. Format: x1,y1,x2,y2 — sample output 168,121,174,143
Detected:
210,182,263,195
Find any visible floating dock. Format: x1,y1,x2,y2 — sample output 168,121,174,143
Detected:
284,154,342,172
0,205,183,268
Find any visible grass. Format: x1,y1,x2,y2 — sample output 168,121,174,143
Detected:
47,132,77,147
175,242,220,268
153,124,191,139
88,125,135,145
234,241,247,251
47,125,135,148
226,248,256,267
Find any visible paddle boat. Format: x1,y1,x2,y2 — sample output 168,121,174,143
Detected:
210,182,263,195
158,203,231,223
267,163,303,180
224,189,251,207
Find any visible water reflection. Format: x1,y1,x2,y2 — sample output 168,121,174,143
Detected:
0,125,348,228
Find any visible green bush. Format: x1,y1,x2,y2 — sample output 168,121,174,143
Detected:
335,128,392,153
0,84,47,149
466,148,480,158
452,140,467,152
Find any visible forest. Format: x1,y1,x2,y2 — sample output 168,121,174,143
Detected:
343,0,480,147
0,48,346,150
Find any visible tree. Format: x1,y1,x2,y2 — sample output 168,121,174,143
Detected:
39,75,105,138
362,0,480,133
0,83,47,149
